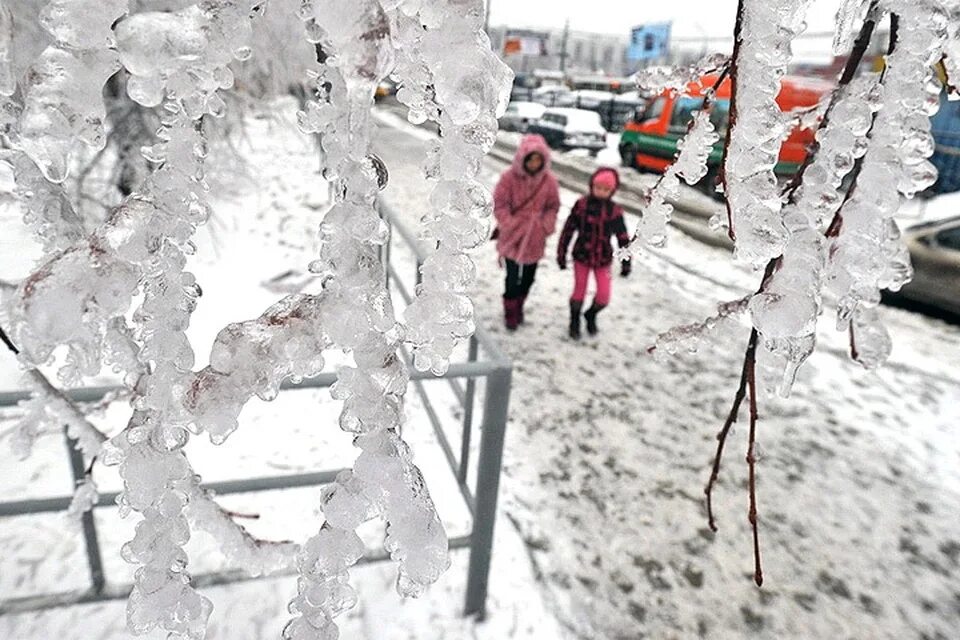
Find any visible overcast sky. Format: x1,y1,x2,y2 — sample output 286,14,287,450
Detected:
489,0,843,47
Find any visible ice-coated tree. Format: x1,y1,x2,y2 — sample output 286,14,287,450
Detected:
0,1,510,638
0,0,957,637
637,0,957,586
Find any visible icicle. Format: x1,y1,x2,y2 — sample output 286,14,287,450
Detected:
825,0,950,372
634,108,720,247
17,0,127,183
633,53,729,95
751,76,882,396
387,0,513,374
723,0,813,264
833,0,873,55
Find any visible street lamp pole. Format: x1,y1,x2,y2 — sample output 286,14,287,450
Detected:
484,0,492,32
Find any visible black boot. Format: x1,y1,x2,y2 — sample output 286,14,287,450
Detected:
584,302,607,336
569,300,583,340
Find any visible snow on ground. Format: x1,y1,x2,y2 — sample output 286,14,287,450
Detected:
1,98,959,640
0,98,562,640
374,108,960,639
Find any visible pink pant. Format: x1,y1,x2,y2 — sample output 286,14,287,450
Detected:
571,261,611,305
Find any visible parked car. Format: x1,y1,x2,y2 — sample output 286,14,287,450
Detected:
554,89,615,109
893,215,960,317
510,72,540,102
536,89,644,132
531,85,573,106
618,74,833,192
499,101,547,132
527,108,607,155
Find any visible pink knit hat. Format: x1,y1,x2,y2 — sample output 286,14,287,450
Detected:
592,168,618,190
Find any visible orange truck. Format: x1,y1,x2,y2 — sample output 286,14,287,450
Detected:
618,74,834,189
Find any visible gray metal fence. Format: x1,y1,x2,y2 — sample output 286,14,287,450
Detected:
0,200,512,621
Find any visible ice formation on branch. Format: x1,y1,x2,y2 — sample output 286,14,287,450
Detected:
833,0,874,55
66,477,99,520
751,75,883,393
648,296,751,359
279,0,510,636
0,1,14,98
632,104,720,247
17,0,126,183
722,0,813,264
387,0,513,374
0,150,86,252
825,0,948,368
5,0,506,635
633,53,728,96
114,2,253,115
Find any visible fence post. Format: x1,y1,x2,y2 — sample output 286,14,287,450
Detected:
463,363,511,619
63,427,106,594
458,335,479,484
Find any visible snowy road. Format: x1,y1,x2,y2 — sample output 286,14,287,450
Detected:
374,110,960,639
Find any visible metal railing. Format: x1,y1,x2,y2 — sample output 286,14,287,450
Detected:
0,200,512,621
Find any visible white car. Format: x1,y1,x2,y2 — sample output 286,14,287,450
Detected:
531,85,573,106
499,101,547,133
527,108,607,154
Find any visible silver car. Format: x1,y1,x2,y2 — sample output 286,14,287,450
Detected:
500,101,547,133
895,216,960,317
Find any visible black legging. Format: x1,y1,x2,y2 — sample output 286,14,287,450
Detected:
504,259,538,300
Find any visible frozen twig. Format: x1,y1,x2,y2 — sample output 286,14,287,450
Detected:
719,0,745,241
1,322,109,455
745,329,762,587
646,293,750,357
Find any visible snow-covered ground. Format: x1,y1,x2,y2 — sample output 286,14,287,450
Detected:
373,109,960,639
1,98,959,639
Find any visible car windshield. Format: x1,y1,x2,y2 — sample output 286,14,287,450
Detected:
668,97,731,137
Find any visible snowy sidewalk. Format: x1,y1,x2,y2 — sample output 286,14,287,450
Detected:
374,107,960,640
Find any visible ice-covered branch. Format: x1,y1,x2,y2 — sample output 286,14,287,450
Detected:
633,52,729,96
185,483,299,577
0,322,108,460
281,3,453,637
388,0,513,374
721,0,814,264
826,1,947,369
647,294,750,358
629,67,727,248
180,293,332,444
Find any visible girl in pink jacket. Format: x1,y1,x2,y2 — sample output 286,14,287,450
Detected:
493,134,561,331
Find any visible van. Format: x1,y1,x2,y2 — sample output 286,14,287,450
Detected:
618,74,833,191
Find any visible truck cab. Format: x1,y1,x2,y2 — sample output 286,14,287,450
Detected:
619,74,833,189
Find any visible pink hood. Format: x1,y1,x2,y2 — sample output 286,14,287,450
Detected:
511,134,553,177
492,134,561,265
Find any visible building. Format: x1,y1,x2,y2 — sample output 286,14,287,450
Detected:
487,25,633,77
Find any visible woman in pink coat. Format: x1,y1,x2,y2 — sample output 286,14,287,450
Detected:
493,134,561,331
